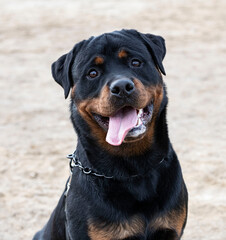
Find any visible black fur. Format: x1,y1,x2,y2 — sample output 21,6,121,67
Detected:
33,29,188,240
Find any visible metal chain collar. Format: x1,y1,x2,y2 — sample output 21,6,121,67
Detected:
65,152,115,196
67,152,115,179
64,151,164,196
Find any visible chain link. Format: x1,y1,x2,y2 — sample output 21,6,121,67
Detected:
67,152,114,179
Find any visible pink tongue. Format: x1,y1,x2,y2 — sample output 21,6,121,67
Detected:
106,107,138,146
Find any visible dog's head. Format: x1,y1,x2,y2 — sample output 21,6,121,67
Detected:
52,29,167,156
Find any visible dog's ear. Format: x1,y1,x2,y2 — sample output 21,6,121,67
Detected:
51,48,75,99
139,33,166,75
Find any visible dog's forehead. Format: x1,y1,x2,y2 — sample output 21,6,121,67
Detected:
81,31,145,58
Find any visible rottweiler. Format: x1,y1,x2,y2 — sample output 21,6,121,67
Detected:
33,29,188,240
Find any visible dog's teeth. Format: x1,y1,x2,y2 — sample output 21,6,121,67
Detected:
138,109,143,118
136,116,142,126
138,118,142,125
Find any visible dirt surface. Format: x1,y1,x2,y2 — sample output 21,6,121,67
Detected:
0,0,225,239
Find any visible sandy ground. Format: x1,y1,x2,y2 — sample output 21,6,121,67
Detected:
0,0,225,239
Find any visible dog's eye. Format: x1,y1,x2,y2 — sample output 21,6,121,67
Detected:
88,69,98,79
131,59,142,67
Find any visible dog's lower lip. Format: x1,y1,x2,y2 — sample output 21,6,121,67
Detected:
93,115,109,130
93,101,154,138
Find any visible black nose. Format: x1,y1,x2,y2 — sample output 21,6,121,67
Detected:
110,79,135,97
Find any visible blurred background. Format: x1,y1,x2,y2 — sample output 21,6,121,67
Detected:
0,0,225,239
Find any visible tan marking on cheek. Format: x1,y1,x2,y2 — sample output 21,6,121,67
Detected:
79,86,113,117
77,98,108,148
95,56,104,65
88,216,145,240
146,84,163,144
126,79,164,155
95,86,112,115
118,49,127,58
133,78,150,108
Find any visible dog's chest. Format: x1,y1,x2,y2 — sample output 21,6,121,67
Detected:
87,207,186,240
88,215,145,239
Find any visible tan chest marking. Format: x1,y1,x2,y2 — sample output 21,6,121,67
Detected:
149,205,187,237
88,216,145,240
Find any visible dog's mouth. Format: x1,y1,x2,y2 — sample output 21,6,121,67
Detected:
93,101,154,146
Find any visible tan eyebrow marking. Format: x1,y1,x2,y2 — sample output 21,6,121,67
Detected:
118,49,128,58
95,56,104,65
